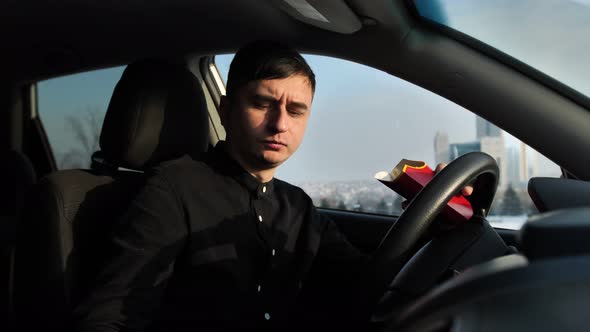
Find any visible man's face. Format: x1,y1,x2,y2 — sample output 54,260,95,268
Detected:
221,74,313,173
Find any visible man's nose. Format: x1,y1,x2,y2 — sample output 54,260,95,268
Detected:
268,106,289,133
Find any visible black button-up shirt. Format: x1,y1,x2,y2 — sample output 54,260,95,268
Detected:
76,142,368,332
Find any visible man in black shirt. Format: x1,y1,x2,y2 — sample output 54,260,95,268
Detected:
76,41,370,331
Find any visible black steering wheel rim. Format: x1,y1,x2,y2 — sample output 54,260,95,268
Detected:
366,152,499,311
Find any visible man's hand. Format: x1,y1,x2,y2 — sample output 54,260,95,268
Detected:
401,163,473,209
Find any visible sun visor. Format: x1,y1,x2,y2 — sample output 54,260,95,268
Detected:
274,0,362,34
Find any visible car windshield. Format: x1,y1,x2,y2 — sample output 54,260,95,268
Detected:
413,0,590,98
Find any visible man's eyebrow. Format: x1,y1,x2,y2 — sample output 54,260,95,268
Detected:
288,101,309,111
252,93,309,111
252,94,277,103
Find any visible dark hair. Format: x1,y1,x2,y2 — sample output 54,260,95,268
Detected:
225,40,316,99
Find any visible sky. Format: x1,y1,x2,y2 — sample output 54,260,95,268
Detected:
37,0,588,182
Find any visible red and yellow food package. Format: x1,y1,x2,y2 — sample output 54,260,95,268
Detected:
374,159,473,224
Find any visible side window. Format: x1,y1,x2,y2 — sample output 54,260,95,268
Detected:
37,66,125,169
214,54,561,229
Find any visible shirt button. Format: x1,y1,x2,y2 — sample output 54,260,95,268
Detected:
258,215,263,222
271,249,276,256
262,186,267,193
257,284,261,292
264,313,271,320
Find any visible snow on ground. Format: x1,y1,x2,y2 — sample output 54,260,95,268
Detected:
487,215,528,230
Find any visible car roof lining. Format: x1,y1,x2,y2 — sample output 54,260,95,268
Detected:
1,0,412,83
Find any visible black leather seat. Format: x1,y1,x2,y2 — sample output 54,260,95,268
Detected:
0,150,36,325
13,59,210,330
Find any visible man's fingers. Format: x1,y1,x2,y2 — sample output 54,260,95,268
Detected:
462,185,474,196
435,163,447,173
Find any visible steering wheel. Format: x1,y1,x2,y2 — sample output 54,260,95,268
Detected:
365,152,499,321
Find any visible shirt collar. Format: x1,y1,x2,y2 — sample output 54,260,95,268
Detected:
210,141,274,198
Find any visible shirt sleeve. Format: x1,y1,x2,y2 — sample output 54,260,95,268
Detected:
299,207,371,325
74,168,188,332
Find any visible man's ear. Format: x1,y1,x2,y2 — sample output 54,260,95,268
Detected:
219,95,229,128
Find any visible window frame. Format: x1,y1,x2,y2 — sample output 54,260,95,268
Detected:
197,55,226,145
29,83,57,174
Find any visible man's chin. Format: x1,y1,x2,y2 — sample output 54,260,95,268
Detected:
260,151,289,168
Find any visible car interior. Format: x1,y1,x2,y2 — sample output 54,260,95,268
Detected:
2,0,590,331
